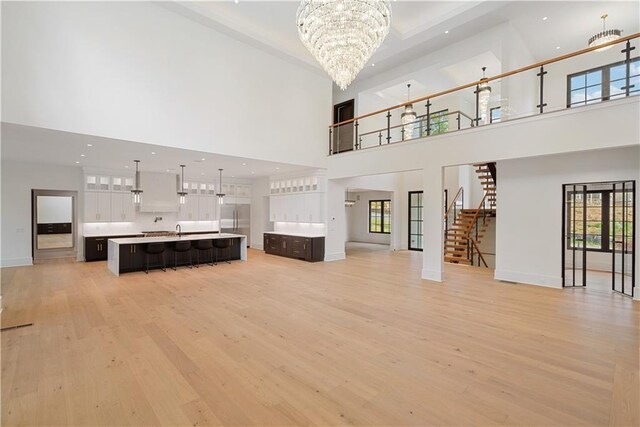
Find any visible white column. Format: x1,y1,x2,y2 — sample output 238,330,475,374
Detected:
422,166,444,282
324,179,347,261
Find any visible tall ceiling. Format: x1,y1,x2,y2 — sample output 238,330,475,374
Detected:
166,1,639,85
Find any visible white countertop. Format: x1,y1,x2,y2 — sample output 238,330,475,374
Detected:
85,231,217,238
264,232,325,238
109,233,245,245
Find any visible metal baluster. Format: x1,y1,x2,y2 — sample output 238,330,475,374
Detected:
425,99,431,136
329,128,333,155
386,110,391,143
473,84,480,127
621,41,636,97
354,120,359,150
537,66,547,114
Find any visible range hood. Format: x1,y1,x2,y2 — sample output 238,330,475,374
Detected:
139,171,179,213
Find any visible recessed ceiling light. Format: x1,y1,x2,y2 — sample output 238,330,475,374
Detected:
75,161,80,164
125,165,129,168
542,16,548,21
371,63,375,67
234,0,239,3
201,158,205,161
251,171,255,175
87,144,93,147
231,175,235,178
275,167,280,170
242,162,247,166
444,30,449,34
151,152,156,155
80,154,85,157
556,46,560,50
201,172,205,176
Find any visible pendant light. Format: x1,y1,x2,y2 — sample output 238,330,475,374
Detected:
345,189,356,207
216,168,225,205
131,160,143,205
477,67,492,124
588,14,621,52
177,164,188,205
401,83,417,141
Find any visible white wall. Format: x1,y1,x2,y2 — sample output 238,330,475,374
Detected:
36,196,72,223
496,146,639,288
347,191,392,245
2,1,331,167
1,160,83,267
250,176,271,250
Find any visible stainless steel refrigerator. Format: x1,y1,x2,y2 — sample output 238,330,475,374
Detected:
220,202,251,246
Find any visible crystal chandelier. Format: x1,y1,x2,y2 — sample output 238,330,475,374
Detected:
401,84,417,140
477,67,491,124
296,0,392,90
588,14,621,52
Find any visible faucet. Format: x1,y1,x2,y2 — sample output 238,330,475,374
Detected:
176,224,182,236
154,216,162,223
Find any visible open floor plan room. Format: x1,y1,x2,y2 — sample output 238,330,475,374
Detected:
1,0,639,425
2,249,638,426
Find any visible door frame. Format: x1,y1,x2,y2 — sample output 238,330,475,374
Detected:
332,99,355,154
31,189,78,261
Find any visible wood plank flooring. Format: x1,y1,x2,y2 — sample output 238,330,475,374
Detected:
1,248,638,426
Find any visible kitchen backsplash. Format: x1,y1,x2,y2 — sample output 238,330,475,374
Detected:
82,211,219,236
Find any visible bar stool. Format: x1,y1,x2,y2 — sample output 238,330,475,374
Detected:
145,242,166,274
194,239,214,267
173,240,192,270
213,238,231,265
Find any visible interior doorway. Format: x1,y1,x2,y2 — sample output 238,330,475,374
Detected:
333,99,354,154
32,189,78,261
562,181,635,297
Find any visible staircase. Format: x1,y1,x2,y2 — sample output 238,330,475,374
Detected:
475,163,496,208
443,163,497,266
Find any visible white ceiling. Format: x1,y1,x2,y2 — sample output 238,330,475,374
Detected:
165,1,639,85
0,123,310,180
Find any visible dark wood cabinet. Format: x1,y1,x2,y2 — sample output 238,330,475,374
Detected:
264,233,324,262
85,234,142,262
118,244,145,272
37,223,72,234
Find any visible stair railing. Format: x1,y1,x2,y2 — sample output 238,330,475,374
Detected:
466,192,489,267
468,237,489,267
444,187,464,237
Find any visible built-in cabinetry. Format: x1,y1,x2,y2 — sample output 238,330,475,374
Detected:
269,172,325,223
85,234,142,261
263,233,324,262
84,173,251,223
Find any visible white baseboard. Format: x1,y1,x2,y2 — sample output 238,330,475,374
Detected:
0,257,33,268
324,252,346,262
422,268,444,282
494,270,562,289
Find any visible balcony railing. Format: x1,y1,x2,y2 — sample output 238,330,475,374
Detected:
328,32,640,156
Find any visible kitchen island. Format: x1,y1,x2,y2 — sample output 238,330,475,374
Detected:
107,233,247,276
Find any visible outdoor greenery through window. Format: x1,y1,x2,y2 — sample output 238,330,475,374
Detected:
568,58,639,107
417,109,449,138
567,190,634,252
369,200,391,234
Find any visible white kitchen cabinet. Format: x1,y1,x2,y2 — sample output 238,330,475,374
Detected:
84,191,111,222
85,175,111,191
269,193,324,223
111,176,134,192
198,195,216,221
178,194,199,221
110,192,136,222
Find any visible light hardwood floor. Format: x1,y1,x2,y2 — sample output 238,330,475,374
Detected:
1,248,638,426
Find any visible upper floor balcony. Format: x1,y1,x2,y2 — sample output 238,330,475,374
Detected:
328,33,640,156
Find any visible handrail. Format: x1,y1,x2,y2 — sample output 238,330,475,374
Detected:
466,192,488,238
444,187,464,218
468,237,489,268
329,32,640,128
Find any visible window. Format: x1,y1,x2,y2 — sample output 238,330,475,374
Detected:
408,191,423,251
418,109,449,137
567,58,639,107
567,189,634,252
490,107,501,123
369,200,391,234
